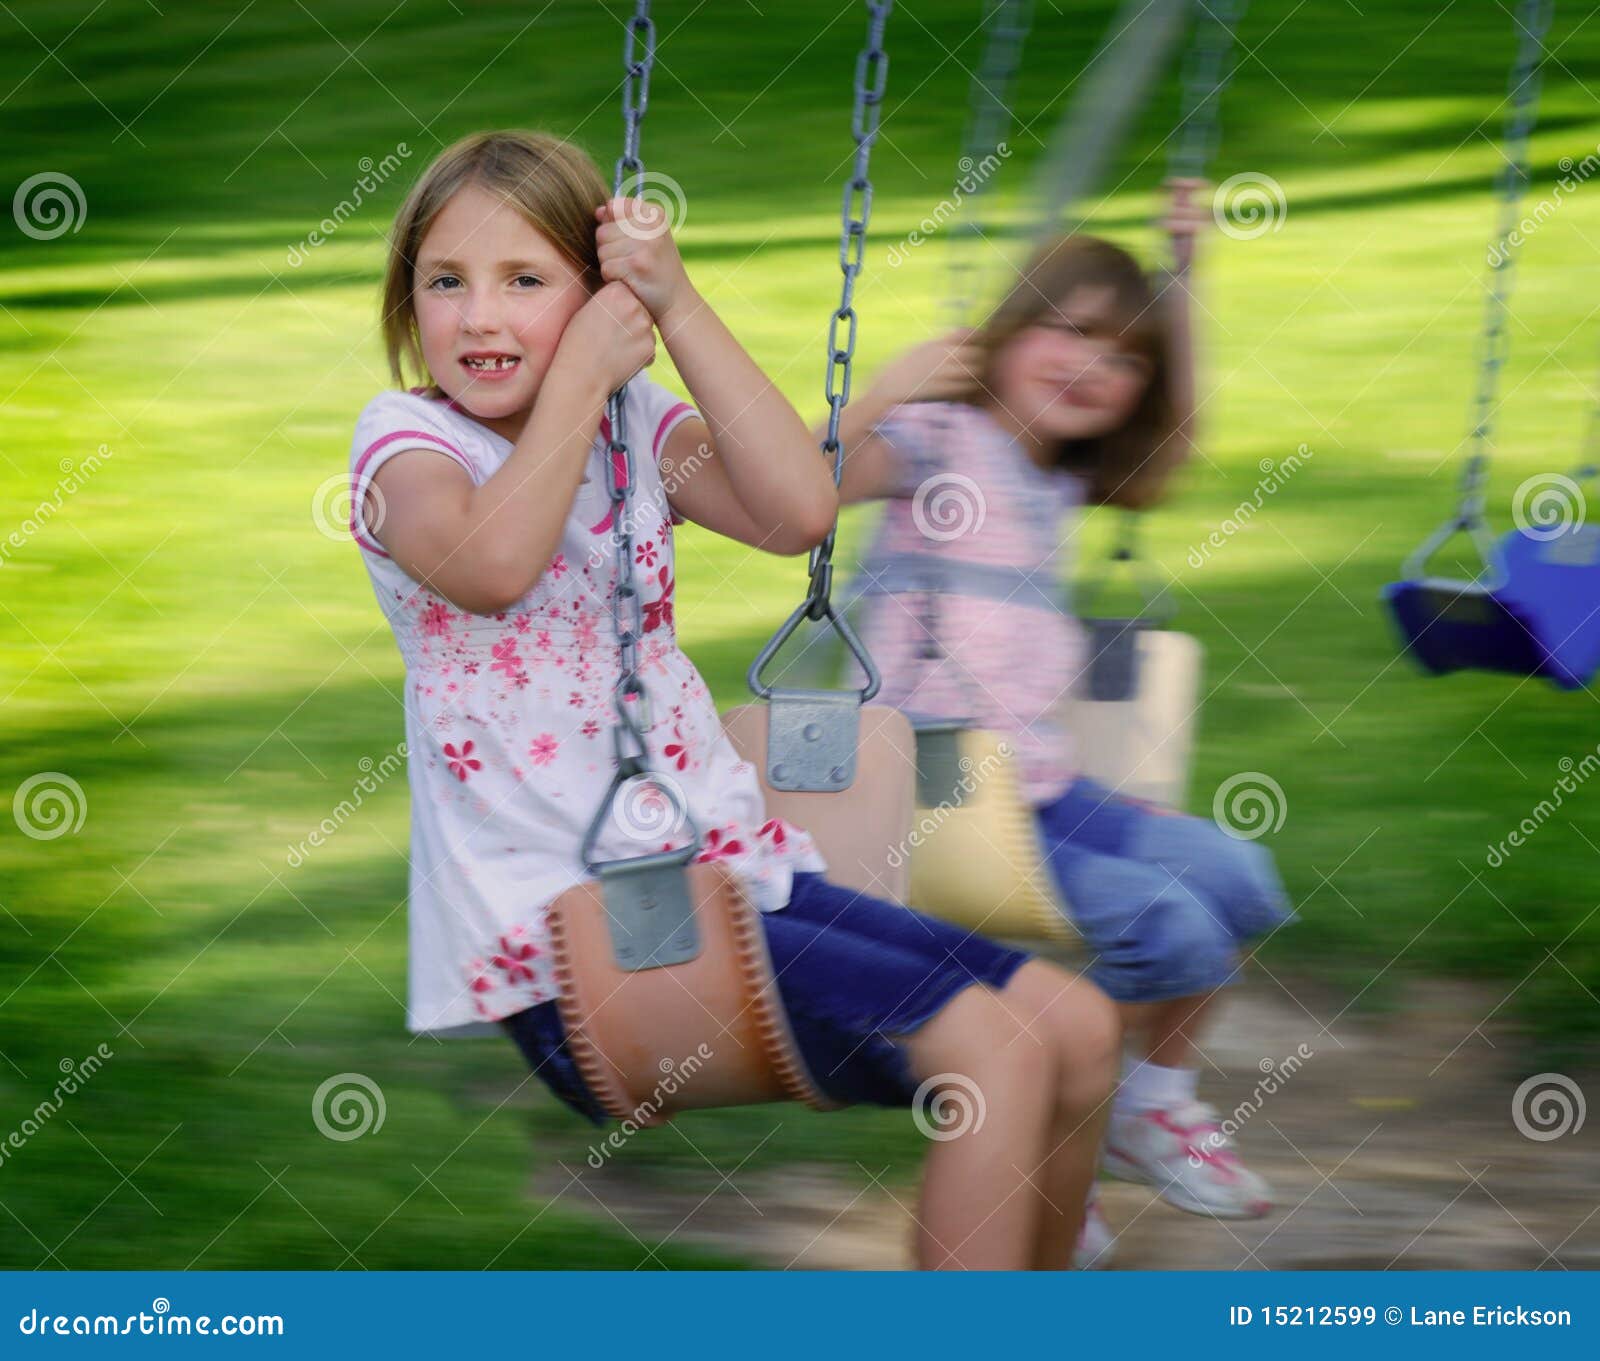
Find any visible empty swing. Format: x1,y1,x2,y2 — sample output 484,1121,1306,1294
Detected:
1384,0,1600,691
549,1,898,1125
881,0,1240,940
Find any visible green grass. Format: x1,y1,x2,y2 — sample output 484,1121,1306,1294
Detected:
3,0,1600,1269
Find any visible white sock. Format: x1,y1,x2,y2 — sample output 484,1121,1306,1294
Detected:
1115,1057,1197,1114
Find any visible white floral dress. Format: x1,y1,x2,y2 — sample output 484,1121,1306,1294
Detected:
349,377,826,1037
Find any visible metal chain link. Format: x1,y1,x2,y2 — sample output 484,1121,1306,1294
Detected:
809,0,893,619
1460,0,1555,524
603,1,656,794
1163,0,1248,276
944,0,1033,325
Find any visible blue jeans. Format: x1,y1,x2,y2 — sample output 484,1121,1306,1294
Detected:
1035,777,1294,1003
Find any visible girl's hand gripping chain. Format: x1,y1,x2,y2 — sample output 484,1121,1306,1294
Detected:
596,196,692,328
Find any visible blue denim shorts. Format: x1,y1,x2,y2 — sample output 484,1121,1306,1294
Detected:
502,871,1031,1125
1035,776,1294,1004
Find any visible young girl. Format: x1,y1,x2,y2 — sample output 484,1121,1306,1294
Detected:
825,187,1294,1243
348,129,1122,1270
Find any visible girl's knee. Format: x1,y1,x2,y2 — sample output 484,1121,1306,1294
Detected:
906,981,1056,1100
999,961,1119,1101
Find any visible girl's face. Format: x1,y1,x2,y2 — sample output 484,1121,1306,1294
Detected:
413,184,591,440
990,283,1153,443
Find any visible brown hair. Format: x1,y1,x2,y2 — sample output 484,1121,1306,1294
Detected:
964,234,1183,510
381,130,610,387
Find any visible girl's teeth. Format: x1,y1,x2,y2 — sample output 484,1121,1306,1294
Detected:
465,356,517,370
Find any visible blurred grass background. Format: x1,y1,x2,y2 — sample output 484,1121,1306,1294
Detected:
2,0,1599,1268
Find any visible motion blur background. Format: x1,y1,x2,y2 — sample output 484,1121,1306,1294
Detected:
2,0,1597,1268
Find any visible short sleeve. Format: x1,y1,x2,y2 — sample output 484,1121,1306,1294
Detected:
629,374,700,527
349,391,480,557
870,401,944,499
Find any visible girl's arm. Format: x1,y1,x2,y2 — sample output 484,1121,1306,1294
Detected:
1161,176,1206,457
364,281,656,614
810,330,982,505
596,196,837,556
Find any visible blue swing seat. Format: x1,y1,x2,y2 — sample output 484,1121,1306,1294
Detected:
1496,522,1600,689
1384,522,1600,689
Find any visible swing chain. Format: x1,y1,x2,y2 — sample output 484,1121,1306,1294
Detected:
1461,0,1555,526
584,0,697,870
812,0,893,617
945,0,1034,325
1164,0,1249,277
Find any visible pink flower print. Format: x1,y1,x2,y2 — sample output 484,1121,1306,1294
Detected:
549,553,569,580
642,565,675,634
636,539,658,569
511,671,531,689
490,638,522,678
758,818,788,850
663,725,691,772
443,740,482,782
536,630,553,653
421,601,453,637
513,613,533,634
492,930,541,984
568,690,585,709
528,732,559,767
581,718,601,740
574,617,599,651
695,826,746,864
462,659,480,677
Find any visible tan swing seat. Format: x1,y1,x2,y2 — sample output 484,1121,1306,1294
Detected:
1056,629,1202,808
903,726,1075,942
547,862,835,1124
721,702,917,905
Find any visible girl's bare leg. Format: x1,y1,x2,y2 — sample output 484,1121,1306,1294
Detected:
900,982,1058,1269
987,961,1121,1270
1120,989,1220,1068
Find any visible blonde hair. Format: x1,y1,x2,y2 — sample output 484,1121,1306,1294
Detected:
381,130,610,387
964,234,1181,510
